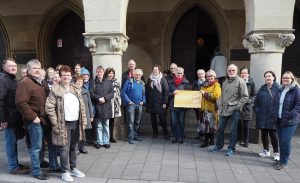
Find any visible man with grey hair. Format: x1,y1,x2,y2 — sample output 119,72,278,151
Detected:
121,69,146,144
209,64,248,157
0,58,30,175
15,59,49,180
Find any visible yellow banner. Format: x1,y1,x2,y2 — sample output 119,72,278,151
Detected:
174,90,202,108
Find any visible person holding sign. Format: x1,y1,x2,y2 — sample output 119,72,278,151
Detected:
168,67,189,144
199,70,221,148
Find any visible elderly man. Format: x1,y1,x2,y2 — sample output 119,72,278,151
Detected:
165,63,177,85
122,69,146,144
0,58,29,175
209,64,248,157
15,59,49,180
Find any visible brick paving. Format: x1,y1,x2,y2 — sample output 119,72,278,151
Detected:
0,129,300,183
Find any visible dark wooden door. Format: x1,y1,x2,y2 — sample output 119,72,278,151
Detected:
52,12,92,71
172,7,218,82
0,27,6,62
282,8,300,76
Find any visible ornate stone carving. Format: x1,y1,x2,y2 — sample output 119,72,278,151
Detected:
110,36,128,52
243,34,265,50
84,37,96,53
278,33,295,48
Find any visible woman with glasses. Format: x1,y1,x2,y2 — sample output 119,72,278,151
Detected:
274,71,300,170
255,71,280,162
168,67,189,144
199,70,221,148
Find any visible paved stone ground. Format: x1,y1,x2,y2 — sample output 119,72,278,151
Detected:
0,128,300,183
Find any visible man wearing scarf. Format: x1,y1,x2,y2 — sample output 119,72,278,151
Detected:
0,58,29,175
15,59,49,180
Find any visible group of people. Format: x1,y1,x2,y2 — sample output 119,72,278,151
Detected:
0,54,299,183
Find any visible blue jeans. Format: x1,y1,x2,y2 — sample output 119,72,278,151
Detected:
277,123,298,165
4,128,19,172
127,104,143,140
215,111,240,150
170,108,186,139
27,122,43,176
96,118,110,145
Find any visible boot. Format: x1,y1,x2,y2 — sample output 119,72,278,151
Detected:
200,134,209,148
209,133,215,145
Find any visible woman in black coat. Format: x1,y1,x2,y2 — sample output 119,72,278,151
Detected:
274,71,300,170
146,65,169,139
237,67,256,147
255,71,280,161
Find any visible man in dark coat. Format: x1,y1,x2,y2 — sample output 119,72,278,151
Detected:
90,66,114,149
0,58,29,175
15,59,49,180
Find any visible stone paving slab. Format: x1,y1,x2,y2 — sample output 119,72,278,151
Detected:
1,129,300,183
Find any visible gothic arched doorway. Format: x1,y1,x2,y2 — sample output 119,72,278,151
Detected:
0,24,7,61
51,12,92,71
171,6,219,81
282,7,300,76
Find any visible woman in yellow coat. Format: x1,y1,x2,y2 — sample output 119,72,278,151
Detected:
199,69,222,148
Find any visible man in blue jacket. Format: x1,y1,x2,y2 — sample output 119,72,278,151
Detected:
122,69,146,144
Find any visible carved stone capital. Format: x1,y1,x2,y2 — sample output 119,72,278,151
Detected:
84,36,97,53
83,33,129,55
243,30,295,54
110,36,128,52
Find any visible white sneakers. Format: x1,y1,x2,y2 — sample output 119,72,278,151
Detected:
62,171,74,182
273,153,280,161
62,169,85,182
259,149,271,157
259,150,280,161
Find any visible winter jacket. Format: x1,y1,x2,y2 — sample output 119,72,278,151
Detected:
276,83,300,127
0,71,23,129
45,83,87,146
82,87,94,129
168,78,189,109
15,75,48,127
200,81,222,124
219,76,249,116
90,77,114,119
240,77,257,120
122,79,146,106
146,77,169,114
255,82,280,129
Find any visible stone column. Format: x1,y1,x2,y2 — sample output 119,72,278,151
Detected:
243,30,295,87
83,33,129,140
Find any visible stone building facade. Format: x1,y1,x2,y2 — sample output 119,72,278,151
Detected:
0,0,299,139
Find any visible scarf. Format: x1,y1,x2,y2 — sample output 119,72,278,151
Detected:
174,76,184,87
150,72,163,93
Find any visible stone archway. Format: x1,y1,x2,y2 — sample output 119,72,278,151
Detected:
0,20,10,61
37,0,83,68
161,0,229,70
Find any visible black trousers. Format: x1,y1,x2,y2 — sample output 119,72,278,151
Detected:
150,113,169,136
261,129,279,153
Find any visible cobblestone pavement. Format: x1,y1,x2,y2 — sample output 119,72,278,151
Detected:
0,129,300,183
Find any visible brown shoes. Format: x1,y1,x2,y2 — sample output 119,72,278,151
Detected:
9,167,30,174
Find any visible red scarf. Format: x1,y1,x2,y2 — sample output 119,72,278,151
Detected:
174,77,184,86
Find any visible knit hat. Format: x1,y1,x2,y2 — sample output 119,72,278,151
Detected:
81,67,90,75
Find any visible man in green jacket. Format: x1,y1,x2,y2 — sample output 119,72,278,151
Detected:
209,64,249,156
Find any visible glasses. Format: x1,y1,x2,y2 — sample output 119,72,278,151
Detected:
177,73,183,74
228,70,236,72
6,65,17,68
61,74,72,77
206,75,213,77
282,77,291,79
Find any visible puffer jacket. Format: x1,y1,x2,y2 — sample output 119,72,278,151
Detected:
276,83,300,127
45,83,87,146
219,75,249,116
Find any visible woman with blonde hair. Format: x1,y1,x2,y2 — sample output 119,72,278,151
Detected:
199,69,221,148
274,71,300,170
